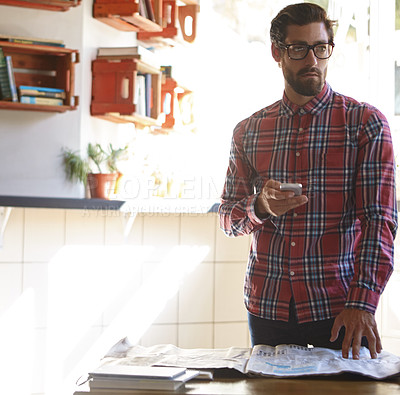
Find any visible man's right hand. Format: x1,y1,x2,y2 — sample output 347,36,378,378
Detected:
255,179,308,218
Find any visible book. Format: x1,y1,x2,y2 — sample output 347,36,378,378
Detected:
138,0,148,18
89,369,200,391
0,33,65,47
144,73,152,117
97,45,154,58
18,85,66,99
134,74,146,116
0,48,12,101
5,56,18,102
144,0,156,22
20,96,63,106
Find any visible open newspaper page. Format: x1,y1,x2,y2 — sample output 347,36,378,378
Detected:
246,344,400,379
95,338,400,380
101,338,251,374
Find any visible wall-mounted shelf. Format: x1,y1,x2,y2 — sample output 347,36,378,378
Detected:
0,0,81,11
160,76,193,131
137,0,199,46
91,56,162,128
93,0,163,33
0,41,79,112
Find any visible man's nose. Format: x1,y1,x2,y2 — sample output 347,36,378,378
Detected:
304,48,318,65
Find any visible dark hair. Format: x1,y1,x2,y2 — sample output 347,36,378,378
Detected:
270,3,336,47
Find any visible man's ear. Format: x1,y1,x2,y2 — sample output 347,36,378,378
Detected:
271,43,282,63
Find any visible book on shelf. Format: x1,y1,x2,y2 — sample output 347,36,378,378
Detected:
0,34,65,47
5,56,18,102
0,48,13,101
134,74,147,116
97,45,155,59
20,96,64,106
18,85,66,99
88,365,200,391
144,0,156,22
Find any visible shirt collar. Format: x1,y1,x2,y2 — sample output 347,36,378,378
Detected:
280,82,332,117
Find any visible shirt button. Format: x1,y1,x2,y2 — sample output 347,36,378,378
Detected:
290,271,295,276
299,128,304,132
291,242,296,247
293,213,298,217
296,152,300,157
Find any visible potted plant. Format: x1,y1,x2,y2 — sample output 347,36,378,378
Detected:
62,143,128,199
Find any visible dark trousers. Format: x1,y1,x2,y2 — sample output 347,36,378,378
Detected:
248,299,368,349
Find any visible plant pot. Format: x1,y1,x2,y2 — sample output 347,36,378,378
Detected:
87,173,119,200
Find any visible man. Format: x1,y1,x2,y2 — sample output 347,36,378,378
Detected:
219,3,397,360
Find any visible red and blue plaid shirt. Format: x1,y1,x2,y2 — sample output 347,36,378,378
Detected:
219,83,397,323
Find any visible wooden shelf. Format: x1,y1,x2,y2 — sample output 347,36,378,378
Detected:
0,41,79,112
91,57,162,127
0,0,81,11
93,0,163,33
0,101,76,112
137,0,199,46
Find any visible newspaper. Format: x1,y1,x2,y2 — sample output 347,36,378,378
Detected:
99,337,400,380
247,344,400,379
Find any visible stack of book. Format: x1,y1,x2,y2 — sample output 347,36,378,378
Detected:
18,85,66,106
88,365,200,391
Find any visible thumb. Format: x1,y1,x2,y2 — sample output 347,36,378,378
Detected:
330,316,342,342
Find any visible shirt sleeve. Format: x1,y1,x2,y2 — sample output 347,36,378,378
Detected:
345,108,398,313
218,121,268,237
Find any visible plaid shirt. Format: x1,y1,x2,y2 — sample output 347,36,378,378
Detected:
219,83,397,323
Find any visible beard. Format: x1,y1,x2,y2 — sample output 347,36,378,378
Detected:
283,65,326,97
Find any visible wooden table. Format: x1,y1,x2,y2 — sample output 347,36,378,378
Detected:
74,374,400,395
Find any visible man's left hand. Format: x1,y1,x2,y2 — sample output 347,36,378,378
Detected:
330,308,382,359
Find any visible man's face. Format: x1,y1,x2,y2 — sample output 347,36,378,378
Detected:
278,22,330,101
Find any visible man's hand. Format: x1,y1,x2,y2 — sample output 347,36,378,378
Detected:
330,308,382,359
256,179,308,217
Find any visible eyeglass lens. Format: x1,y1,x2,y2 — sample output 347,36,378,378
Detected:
287,44,333,60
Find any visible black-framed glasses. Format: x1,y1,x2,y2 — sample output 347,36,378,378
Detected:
283,43,335,60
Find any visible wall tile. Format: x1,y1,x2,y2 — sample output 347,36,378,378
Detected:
214,262,247,322
23,262,49,329
381,337,400,356
105,212,143,245
381,271,400,339
215,226,251,262
101,257,143,327
178,262,214,323
142,215,180,262
178,323,213,348
214,322,250,348
31,328,46,394
180,214,216,262
0,207,24,263
24,209,65,262
140,324,178,347
65,210,105,245
142,262,178,325
0,263,22,315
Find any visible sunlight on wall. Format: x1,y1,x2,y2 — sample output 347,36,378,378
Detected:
44,243,209,395
0,289,34,395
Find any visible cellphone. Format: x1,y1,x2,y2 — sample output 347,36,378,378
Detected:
280,183,302,196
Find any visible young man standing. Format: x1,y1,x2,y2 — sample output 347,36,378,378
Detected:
219,3,397,360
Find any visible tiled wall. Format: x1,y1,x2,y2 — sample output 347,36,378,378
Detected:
0,208,251,395
0,207,399,395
